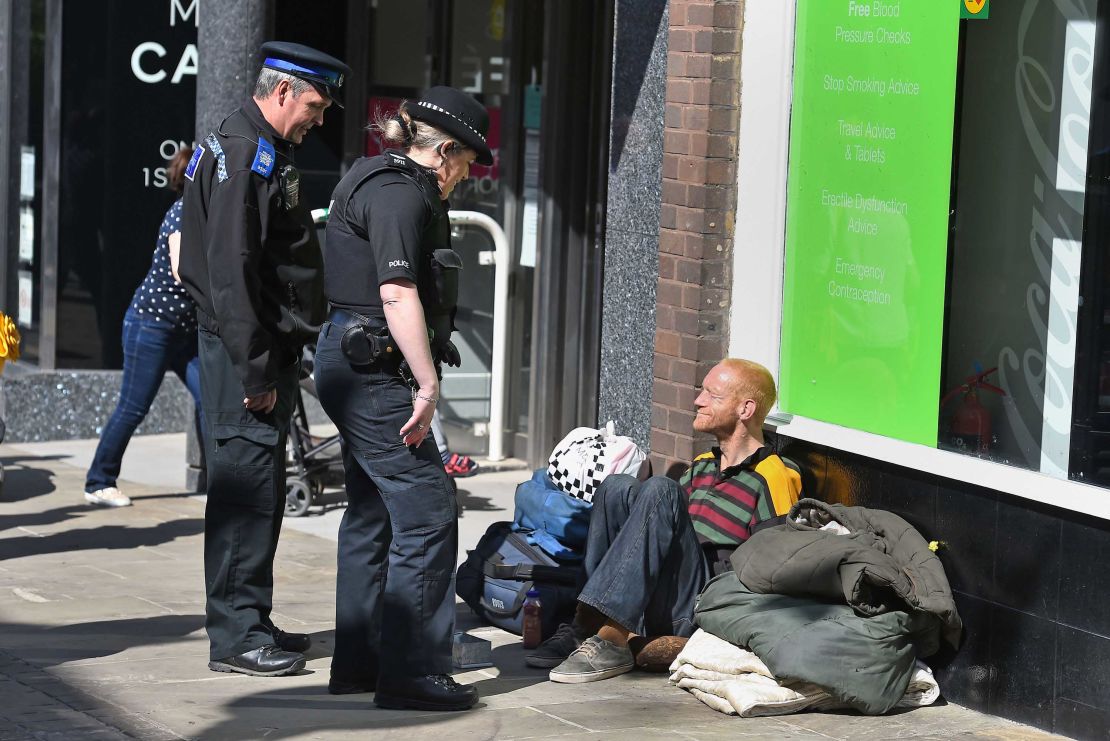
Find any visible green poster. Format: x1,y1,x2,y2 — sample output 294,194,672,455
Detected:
779,1,960,445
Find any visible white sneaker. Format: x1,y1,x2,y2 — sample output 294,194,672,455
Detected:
84,487,132,507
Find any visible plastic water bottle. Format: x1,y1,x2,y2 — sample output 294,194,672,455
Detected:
522,587,543,649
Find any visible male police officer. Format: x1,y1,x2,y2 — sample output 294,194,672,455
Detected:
179,42,350,677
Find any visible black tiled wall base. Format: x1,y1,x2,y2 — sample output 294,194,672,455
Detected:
778,436,1110,738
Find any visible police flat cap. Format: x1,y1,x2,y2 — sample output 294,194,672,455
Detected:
410,87,493,166
260,41,352,109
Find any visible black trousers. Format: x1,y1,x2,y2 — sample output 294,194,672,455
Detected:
313,320,458,681
199,328,299,660
577,475,712,637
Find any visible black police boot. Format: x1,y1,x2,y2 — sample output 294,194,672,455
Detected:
374,674,478,711
208,645,306,677
273,628,311,654
328,673,378,695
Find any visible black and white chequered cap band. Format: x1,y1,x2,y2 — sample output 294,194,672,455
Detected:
414,101,487,143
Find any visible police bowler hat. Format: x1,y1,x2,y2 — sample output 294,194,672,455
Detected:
260,41,352,109
410,87,493,166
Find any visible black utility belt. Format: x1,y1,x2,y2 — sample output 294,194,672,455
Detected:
329,308,399,367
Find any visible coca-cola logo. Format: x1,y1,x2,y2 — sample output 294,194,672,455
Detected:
996,0,1093,470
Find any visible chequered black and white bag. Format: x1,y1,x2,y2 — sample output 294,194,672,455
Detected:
546,422,646,502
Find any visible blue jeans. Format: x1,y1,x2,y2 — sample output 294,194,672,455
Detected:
85,308,201,493
577,475,712,637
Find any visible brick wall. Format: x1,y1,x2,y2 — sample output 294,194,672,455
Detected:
652,0,743,476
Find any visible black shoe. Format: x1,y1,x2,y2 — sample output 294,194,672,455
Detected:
273,628,311,654
374,674,478,711
208,645,306,677
328,674,378,695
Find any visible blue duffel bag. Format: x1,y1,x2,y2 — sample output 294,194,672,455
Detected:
456,521,584,639
511,468,593,560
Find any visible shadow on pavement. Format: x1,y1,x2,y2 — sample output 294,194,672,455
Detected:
455,485,506,515
0,504,91,533
199,640,550,739
0,456,63,502
0,614,205,667
0,615,207,739
0,517,203,561
304,629,335,661
126,490,202,501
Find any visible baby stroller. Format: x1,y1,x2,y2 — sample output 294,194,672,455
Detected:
284,207,347,516
284,346,348,516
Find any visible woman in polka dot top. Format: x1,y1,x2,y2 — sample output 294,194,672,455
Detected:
85,147,201,508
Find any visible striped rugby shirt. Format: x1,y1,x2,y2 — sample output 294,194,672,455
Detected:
680,446,803,559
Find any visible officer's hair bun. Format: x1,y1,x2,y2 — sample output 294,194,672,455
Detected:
369,103,461,156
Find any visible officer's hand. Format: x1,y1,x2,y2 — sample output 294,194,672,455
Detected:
400,393,437,448
244,389,278,414
437,341,462,368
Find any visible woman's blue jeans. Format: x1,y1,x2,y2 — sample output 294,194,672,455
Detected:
85,308,201,493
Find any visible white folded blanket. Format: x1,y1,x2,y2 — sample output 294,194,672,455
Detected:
669,629,940,717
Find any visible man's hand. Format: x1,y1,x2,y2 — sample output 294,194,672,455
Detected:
244,389,278,414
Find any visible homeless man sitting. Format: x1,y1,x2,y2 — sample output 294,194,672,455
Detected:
528,358,803,683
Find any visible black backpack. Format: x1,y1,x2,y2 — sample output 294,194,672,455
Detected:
456,521,584,639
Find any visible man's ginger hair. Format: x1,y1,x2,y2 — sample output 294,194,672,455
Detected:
720,358,777,423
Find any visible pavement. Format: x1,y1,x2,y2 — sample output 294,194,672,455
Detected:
0,433,1068,740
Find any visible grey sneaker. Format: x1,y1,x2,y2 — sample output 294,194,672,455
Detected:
525,622,588,668
548,635,634,684
85,487,132,507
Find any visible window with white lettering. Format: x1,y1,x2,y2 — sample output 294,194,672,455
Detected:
781,0,1110,486
939,0,1105,484
56,0,197,369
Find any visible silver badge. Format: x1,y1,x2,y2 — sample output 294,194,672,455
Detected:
280,165,300,210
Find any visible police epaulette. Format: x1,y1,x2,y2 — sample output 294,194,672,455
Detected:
251,136,276,178
184,145,204,182
204,134,228,182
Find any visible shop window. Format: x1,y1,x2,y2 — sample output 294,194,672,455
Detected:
940,0,1105,485
10,0,46,365
55,1,196,369
363,0,530,448
779,0,1110,490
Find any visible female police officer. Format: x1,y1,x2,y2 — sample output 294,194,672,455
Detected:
314,87,491,711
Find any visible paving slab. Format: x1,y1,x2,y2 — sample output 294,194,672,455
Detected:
0,438,1069,740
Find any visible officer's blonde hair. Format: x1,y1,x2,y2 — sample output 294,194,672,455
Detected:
370,103,467,156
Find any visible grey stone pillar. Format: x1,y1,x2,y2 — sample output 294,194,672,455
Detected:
597,0,669,449
0,0,30,315
188,0,271,489
195,0,271,140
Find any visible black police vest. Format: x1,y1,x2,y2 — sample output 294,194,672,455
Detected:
327,152,461,350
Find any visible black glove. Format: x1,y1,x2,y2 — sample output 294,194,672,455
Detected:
436,340,462,368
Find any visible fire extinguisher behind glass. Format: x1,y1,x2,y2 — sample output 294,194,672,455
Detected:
942,365,1005,455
